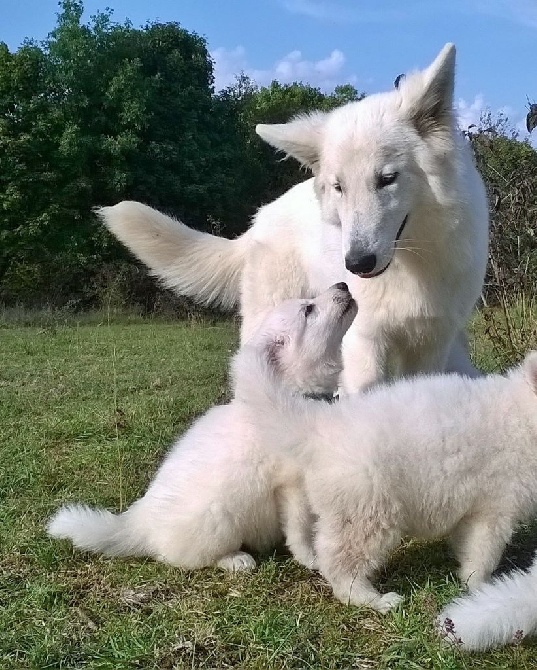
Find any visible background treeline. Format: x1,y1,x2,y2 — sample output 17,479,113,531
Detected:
1,1,536,313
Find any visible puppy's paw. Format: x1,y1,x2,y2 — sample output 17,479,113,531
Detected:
217,551,257,572
292,548,318,571
373,591,403,614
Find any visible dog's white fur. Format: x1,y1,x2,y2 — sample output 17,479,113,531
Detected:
235,343,537,613
438,552,537,650
47,285,357,571
97,43,489,393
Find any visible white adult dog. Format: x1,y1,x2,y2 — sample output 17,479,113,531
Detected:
47,284,357,571
98,43,489,393
438,553,537,650
233,342,537,614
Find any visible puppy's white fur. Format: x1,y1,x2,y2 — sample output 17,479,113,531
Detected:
237,344,537,613
47,285,356,571
98,44,489,393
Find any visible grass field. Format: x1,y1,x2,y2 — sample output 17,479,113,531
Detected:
1,308,537,669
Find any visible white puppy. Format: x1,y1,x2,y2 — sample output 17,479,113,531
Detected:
47,284,357,571
235,344,537,613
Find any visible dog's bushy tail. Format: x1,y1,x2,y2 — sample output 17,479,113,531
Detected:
47,504,147,557
97,201,250,310
438,555,537,650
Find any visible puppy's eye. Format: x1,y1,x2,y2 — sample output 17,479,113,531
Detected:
333,181,342,193
377,172,399,188
304,304,315,317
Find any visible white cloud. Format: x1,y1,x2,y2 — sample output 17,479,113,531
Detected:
456,94,487,131
211,46,249,92
456,95,536,146
211,46,357,92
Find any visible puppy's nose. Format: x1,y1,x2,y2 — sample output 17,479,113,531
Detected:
345,254,377,275
332,282,349,292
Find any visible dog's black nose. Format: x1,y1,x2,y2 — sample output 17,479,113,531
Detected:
345,254,377,275
333,282,349,292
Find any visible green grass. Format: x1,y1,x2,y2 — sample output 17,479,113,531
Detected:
1,310,537,669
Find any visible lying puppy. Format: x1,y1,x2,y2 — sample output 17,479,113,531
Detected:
238,344,537,612
48,283,357,571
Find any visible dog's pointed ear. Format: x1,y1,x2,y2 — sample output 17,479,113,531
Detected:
399,43,456,137
256,111,327,172
523,351,537,393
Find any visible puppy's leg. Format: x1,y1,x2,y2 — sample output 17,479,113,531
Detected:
216,551,257,572
450,514,513,590
277,484,317,569
315,514,403,613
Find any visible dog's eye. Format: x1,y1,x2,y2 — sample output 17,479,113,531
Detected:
304,304,315,317
333,181,342,194
377,172,399,188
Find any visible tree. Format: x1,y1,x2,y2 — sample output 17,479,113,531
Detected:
217,78,364,213
0,1,226,304
467,113,537,304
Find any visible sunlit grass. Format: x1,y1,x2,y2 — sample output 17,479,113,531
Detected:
2,309,536,669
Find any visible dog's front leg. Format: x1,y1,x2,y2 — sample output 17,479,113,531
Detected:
445,331,482,378
340,330,388,394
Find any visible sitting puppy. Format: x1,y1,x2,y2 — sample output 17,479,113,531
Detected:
47,283,357,571
237,343,537,613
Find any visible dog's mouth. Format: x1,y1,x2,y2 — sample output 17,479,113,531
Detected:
357,214,409,279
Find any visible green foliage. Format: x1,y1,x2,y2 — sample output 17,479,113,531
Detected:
467,113,537,304
0,1,233,305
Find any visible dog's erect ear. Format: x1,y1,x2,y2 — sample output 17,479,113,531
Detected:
399,43,456,137
256,111,327,172
523,351,537,393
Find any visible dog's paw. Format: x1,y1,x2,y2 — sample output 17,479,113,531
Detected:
373,591,404,614
216,551,257,572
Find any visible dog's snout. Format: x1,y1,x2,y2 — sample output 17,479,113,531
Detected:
332,282,349,292
345,254,377,276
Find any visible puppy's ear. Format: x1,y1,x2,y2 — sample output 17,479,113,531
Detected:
523,351,537,393
256,111,327,173
266,335,286,368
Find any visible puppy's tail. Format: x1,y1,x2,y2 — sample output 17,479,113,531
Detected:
97,201,251,310
438,555,537,650
47,504,147,557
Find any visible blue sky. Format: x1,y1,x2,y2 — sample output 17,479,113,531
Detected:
1,0,536,139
